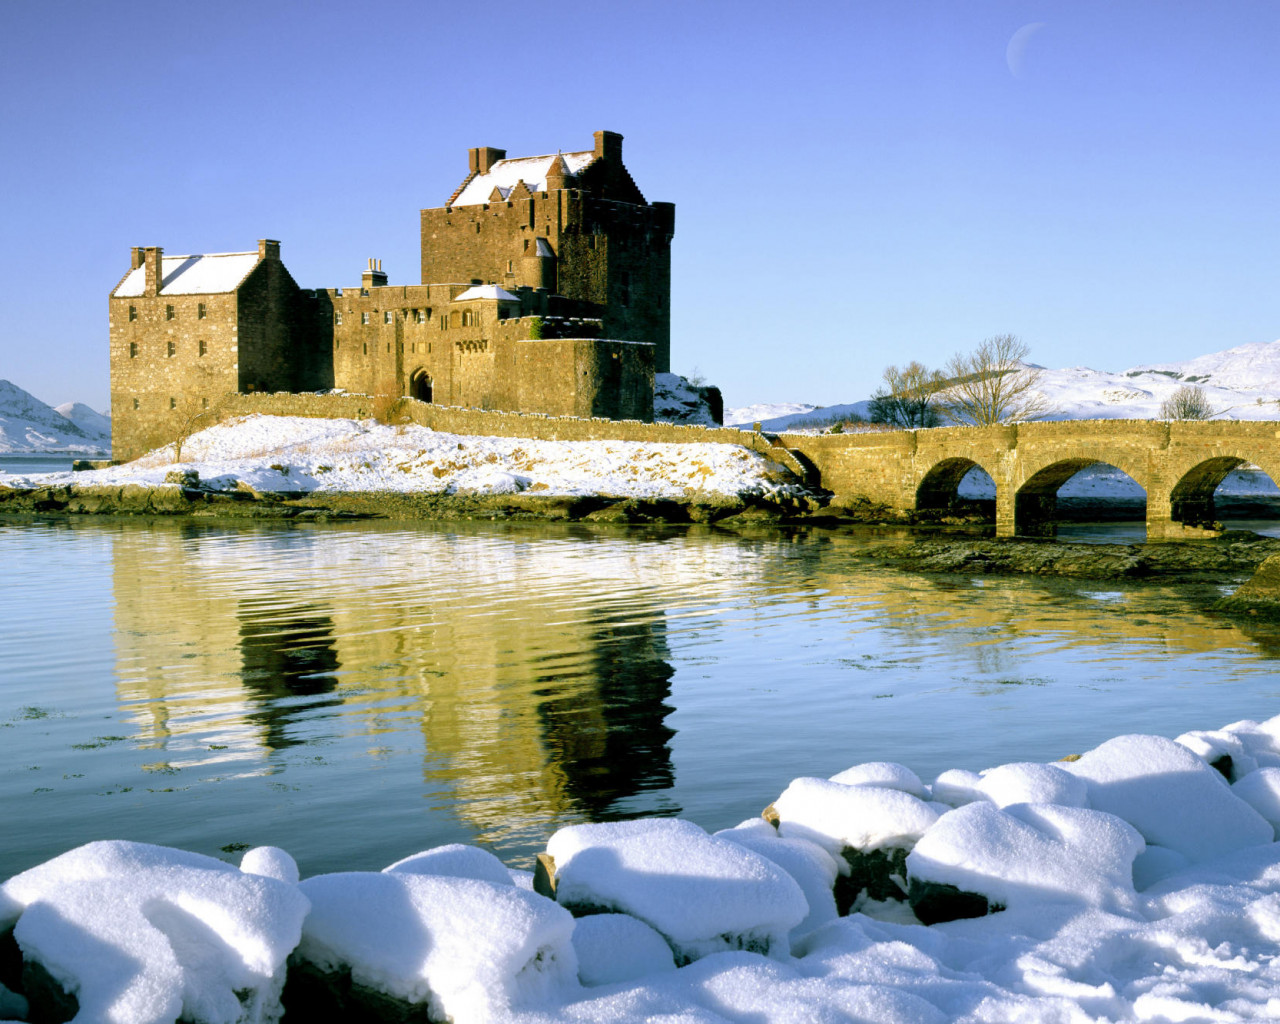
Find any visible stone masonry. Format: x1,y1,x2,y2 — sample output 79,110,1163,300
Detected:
110,131,671,461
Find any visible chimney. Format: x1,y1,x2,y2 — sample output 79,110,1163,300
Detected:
593,130,622,163
143,246,163,297
362,258,387,289
468,146,506,175
258,239,280,261
130,246,145,270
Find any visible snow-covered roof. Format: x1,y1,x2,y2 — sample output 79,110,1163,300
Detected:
450,152,595,207
535,237,554,257
113,252,260,297
452,285,520,303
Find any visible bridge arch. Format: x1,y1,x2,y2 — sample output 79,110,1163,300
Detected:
1166,451,1280,533
916,457,999,511
1012,454,1149,539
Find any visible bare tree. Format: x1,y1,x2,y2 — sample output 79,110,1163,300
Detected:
868,361,946,428
941,334,1052,426
1160,384,1216,420
171,365,230,463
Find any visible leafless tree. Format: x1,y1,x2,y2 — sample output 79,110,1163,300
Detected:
941,334,1053,426
1160,384,1216,420
869,361,946,428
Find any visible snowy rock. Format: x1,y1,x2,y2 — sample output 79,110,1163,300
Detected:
293,871,576,1021
0,840,309,1024
1062,734,1275,862
1220,717,1280,769
1131,844,1191,890
653,373,722,426
1233,768,1280,831
545,818,807,964
906,802,1146,918
976,762,1090,809
571,914,676,987
930,768,986,808
240,846,299,885
828,762,925,798
1177,729,1259,780
772,777,939,856
384,843,514,886
714,825,841,937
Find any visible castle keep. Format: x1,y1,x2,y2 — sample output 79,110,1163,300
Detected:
109,130,673,461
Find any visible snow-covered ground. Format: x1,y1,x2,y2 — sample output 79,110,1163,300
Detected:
5,715,1280,1023
0,380,110,454
726,339,1280,433
0,414,808,502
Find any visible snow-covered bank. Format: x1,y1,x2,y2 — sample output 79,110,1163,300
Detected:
0,415,809,503
6,716,1280,1023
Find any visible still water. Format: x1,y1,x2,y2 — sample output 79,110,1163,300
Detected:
3,516,1279,881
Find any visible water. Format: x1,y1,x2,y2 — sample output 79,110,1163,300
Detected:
0,454,81,475
3,516,1280,882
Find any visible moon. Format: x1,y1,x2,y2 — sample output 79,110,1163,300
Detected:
1006,22,1046,79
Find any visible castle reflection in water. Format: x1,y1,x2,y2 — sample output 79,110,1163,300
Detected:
110,521,680,849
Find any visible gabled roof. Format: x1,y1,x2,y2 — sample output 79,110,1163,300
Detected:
113,252,259,297
452,284,520,303
450,151,595,207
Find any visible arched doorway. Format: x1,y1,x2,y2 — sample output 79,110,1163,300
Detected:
409,370,433,404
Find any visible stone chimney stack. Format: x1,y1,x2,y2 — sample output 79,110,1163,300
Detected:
468,146,506,175
258,239,280,261
593,130,622,163
130,247,145,270
362,258,387,289
143,246,163,297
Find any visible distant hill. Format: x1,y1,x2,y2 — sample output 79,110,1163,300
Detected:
0,380,110,453
725,339,1280,432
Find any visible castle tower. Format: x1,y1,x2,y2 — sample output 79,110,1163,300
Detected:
420,130,673,372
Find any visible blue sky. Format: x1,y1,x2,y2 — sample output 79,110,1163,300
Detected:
3,1,1278,412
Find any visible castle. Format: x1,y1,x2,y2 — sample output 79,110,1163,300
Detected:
109,130,674,461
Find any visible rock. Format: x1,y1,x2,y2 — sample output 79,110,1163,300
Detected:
0,981,27,1022
1219,553,1280,616
22,958,78,1023
907,878,998,925
283,960,440,1024
163,468,200,488
838,846,910,912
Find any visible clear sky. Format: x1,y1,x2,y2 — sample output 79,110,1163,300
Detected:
3,0,1278,413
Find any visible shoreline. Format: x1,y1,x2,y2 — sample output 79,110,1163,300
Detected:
6,482,1280,592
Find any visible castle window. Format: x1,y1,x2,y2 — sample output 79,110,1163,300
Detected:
362,342,367,355
132,398,139,410
425,307,432,320
386,342,391,353
169,397,177,409
202,398,208,408
129,342,138,358
361,312,370,325
198,340,208,356
167,341,176,357
165,305,175,320
384,311,392,324
128,305,137,321
507,260,513,272
475,223,481,234
335,311,342,325
414,309,423,324
197,303,206,320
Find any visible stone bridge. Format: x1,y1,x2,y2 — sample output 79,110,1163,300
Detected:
775,419,1280,540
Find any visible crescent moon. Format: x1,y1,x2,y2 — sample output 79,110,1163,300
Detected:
1006,22,1046,79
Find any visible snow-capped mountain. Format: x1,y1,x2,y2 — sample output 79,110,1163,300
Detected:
727,340,1280,432
0,380,110,453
